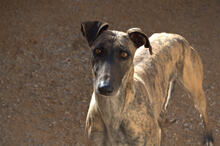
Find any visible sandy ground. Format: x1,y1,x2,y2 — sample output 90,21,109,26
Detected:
0,0,219,145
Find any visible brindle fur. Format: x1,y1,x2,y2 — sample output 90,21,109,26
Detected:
81,21,214,146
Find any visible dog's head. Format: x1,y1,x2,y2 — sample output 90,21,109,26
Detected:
81,21,152,96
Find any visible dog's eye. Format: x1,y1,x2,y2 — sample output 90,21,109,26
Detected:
94,48,102,55
120,51,129,59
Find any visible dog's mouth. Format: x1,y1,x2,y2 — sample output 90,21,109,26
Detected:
98,90,114,96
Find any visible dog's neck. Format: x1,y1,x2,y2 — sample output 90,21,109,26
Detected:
95,67,135,129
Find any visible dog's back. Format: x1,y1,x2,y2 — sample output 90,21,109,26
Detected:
134,33,187,116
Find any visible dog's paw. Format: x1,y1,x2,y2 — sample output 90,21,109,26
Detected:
204,133,214,146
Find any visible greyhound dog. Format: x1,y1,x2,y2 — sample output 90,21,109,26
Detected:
80,21,214,146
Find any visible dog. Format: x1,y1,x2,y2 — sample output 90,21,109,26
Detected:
80,21,214,146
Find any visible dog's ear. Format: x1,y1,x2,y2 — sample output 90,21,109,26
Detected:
127,28,152,55
81,21,109,46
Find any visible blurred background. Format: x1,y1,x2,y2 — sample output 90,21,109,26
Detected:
0,0,219,145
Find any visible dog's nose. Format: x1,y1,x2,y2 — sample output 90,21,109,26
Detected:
98,81,113,95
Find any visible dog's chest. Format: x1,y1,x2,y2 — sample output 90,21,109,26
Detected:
109,103,158,146
109,119,146,146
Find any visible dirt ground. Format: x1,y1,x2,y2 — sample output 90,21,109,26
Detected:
0,0,219,145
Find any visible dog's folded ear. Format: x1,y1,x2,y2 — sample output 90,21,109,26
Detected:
127,28,152,55
81,21,109,46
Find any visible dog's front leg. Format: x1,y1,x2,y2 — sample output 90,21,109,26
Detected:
87,131,107,146
86,111,108,146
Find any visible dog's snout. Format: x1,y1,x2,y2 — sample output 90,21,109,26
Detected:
98,81,113,95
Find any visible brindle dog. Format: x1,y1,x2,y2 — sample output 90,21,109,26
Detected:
80,21,214,146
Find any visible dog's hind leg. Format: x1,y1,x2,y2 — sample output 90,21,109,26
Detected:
178,48,214,146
